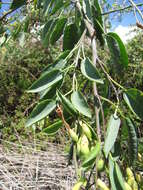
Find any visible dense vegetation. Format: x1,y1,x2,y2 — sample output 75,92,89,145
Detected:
0,0,143,189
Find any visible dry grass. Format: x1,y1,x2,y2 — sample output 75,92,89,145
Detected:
0,140,76,190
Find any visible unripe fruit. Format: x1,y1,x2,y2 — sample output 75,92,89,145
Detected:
97,179,109,190
132,181,138,190
138,153,142,162
126,168,134,178
69,129,78,142
124,182,132,190
80,135,90,155
97,159,105,172
135,173,142,183
72,181,83,190
80,121,92,140
127,177,134,187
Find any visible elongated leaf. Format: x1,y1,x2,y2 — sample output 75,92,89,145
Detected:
43,120,63,134
83,0,92,21
106,32,128,71
50,17,67,45
51,0,64,15
57,91,78,117
114,163,125,190
27,69,62,93
92,0,105,46
104,115,121,158
26,100,56,127
71,91,92,118
82,142,100,168
63,23,79,50
109,155,125,190
81,58,103,84
124,88,143,120
10,0,26,10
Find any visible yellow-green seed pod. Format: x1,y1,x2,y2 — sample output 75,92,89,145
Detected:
124,182,132,190
80,135,90,155
97,159,105,172
132,181,138,190
72,181,83,190
127,177,134,187
126,168,134,179
135,173,142,183
80,121,92,140
138,153,142,162
97,179,109,190
69,129,78,142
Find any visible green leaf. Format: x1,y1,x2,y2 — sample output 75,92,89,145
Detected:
92,0,105,46
124,88,143,120
109,155,125,190
43,120,63,135
40,79,62,100
57,90,78,117
26,100,56,127
10,0,26,10
106,32,128,70
82,142,101,168
50,17,67,45
63,23,79,50
104,115,121,158
82,0,92,21
114,163,125,190
27,69,62,93
81,57,104,84
71,91,92,118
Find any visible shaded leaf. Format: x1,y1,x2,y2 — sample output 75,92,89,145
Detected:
124,88,143,120
27,69,62,93
71,91,92,118
63,23,79,50
104,115,121,158
81,57,103,84
10,0,26,10
43,120,63,135
57,90,78,117
26,100,56,127
106,32,128,71
50,17,67,45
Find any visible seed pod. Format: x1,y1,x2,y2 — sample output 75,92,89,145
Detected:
80,135,90,155
124,182,132,190
126,168,134,179
69,129,78,142
132,181,138,190
126,118,138,165
138,153,142,162
97,159,105,172
127,177,134,187
72,181,83,190
97,179,109,190
135,173,143,183
80,121,92,140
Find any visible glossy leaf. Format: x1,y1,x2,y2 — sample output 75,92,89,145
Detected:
63,23,79,50
106,32,128,70
104,115,121,158
124,88,143,120
57,90,78,117
27,69,62,93
26,100,56,127
43,120,63,135
81,58,104,84
71,91,92,118
82,142,101,168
